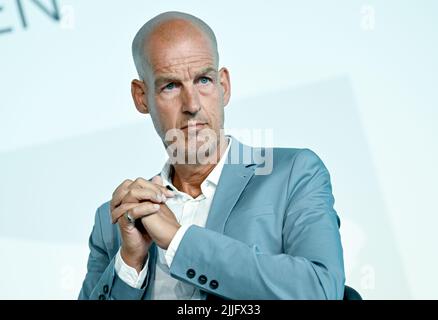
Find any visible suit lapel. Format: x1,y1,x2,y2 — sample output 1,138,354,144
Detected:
205,138,257,233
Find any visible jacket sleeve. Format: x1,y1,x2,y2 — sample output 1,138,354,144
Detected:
168,149,345,299
78,205,150,300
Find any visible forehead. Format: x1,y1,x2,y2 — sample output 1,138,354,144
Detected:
145,21,216,76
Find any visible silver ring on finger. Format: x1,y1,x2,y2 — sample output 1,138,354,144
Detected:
124,211,135,224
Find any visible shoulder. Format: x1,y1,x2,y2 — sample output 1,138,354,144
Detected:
264,146,328,175
270,147,332,193
274,147,325,167
230,138,325,172
277,147,330,177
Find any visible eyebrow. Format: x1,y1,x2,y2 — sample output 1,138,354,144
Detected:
154,67,217,89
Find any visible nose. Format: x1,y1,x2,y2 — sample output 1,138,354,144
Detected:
181,85,201,115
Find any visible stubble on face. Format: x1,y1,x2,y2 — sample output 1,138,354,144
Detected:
144,20,226,165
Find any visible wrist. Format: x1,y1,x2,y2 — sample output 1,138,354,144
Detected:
120,246,148,273
163,224,181,250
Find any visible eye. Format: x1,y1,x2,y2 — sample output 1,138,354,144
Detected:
163,82,176,91
198,76,212,85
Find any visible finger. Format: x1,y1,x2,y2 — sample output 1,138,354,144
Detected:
117,211,135,230
151,175,162,185
112,177,174,211
151,175,175,198
111,202,140,224
110,179,133,210
112,181,163,209
112,188,133,210
121,188,165,205
127,202,161,221
127,177,174,200
128,177,151,189
130,176,174,199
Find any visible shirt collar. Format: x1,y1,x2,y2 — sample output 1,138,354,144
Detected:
160,136,232,192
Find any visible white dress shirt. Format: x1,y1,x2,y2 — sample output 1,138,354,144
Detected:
114,137,231,299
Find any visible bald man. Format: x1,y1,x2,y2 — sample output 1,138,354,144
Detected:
79,11,345,300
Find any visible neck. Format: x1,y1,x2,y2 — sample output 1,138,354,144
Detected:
172,135,228,198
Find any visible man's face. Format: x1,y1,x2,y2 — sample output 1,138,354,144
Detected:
134,21,231,163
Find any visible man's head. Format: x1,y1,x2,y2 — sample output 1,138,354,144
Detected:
131,11,231,163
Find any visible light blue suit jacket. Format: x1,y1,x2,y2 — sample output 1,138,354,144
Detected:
79,138,345,300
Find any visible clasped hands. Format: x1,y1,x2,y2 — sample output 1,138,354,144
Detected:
110,176,180,272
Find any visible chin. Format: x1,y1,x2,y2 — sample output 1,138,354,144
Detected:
165,128,220,165
184,139,219,165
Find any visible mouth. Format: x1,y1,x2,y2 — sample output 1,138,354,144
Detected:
180,122,208,131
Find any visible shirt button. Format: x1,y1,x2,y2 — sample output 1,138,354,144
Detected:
186,268,196,279
103,285,109,294
198,275,207,285
98,294,106,300
209,280,219,290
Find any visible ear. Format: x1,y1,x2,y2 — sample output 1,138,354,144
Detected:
218,67,231,107
131,79,149,114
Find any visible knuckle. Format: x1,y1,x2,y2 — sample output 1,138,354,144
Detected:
135,177,144,184
117,180,129,190
143,189,155,199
